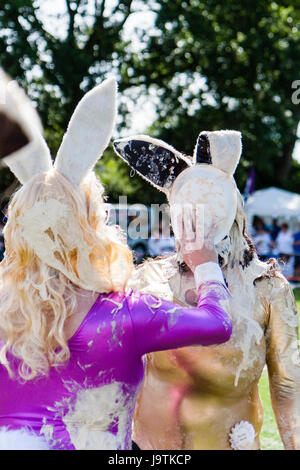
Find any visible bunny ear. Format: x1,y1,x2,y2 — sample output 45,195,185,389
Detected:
0,69,52,184
193,132,213,165
193,130,242,175
113,135,191,192
0,110,29,159
3,134,52,185
54,77,117,186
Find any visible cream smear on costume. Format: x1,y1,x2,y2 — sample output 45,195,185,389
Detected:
61,382,136,450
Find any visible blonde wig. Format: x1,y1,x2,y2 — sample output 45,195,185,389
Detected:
0,170,133,380
0,71,130,380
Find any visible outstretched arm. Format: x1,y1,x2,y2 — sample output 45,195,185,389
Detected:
265,276,300,450
127,213,231,355
127,261,232,356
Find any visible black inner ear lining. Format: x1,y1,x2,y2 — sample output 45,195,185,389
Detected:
194,134,212,165
114,139,189,189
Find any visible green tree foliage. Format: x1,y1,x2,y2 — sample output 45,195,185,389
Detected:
0,0,134,131
0,0,162,205
95,148,165,204
0,0,299,205
127,0,300,193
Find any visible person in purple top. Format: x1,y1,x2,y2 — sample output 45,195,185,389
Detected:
0,70,231,450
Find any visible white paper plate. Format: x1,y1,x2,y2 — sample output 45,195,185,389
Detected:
169,165,237,244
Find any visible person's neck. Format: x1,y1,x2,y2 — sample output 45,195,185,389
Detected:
73,286,99,315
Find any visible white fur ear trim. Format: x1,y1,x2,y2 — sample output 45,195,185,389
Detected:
0,69,52,183
3,135,52,185
54,77,117,186
195,130,242,175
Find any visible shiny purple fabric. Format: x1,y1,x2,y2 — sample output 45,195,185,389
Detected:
0,282,231,450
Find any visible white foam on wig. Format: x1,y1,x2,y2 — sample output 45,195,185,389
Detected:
18,197,111,292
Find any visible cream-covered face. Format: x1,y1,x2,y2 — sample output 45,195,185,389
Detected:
169,165,238,245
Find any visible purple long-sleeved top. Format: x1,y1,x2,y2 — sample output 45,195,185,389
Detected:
0,281,231,450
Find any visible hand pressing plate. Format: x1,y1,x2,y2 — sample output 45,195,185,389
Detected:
169,164,237,245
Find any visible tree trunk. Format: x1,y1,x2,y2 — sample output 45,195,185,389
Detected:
276,133,298,181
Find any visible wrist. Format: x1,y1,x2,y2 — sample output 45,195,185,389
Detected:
182,249,218,272
194,262,225,289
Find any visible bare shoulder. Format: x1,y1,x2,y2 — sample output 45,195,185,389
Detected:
255,267,298,330
254,261,292,301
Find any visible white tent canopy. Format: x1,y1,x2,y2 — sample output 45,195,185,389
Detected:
245,186,300,221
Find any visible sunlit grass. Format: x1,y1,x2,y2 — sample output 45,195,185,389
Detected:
259,287,300,450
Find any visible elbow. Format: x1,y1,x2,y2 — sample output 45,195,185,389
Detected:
224,321,233,342
202,314,232,346
216,316,232,344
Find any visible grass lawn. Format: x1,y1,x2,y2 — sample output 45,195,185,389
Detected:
259,287,300,450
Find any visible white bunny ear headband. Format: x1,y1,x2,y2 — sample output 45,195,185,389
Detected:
0,69,117,292
0,69,117,186
113,130,242,191
113,130,242,244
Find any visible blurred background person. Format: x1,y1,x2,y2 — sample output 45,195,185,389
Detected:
249,215,264,238
270,218,281,242
274,222,295,277
275,222,294,256
252,220,273,261
148,220,176,258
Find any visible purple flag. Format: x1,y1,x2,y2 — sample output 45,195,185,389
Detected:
244,167,255,202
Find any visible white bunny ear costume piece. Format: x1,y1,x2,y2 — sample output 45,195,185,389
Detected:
0,69,52,183
54,77,117,186
3,136,52,185
114,129,242,246
193,130,242,175
1,71,120,293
